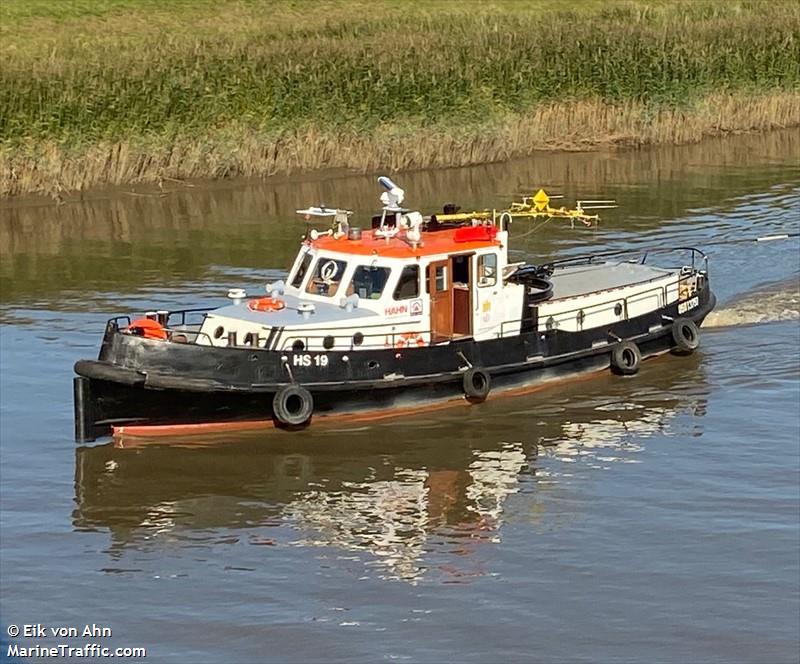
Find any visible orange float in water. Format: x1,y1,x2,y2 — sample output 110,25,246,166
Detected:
248,297,286,312
127,318,168,340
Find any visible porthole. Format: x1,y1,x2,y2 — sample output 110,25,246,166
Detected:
353,332,364,346
213,326,225,339
614,303,623,316
323,335,335,350
292,339,305,352
368,360,379,369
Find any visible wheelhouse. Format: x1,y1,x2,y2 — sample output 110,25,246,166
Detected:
196,198,520,351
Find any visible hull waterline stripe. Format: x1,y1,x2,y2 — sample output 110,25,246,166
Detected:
110,353,671,444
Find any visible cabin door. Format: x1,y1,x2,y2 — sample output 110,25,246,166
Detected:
450,253,473,337
472,251,502,338
428,260,452,343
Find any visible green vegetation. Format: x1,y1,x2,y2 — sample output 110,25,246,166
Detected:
0,0,798,195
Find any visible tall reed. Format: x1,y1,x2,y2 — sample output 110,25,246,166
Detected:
1,0,798,196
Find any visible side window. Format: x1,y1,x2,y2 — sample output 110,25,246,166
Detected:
434,264,447,292
393,265,419,300
425,263,447,293
290,253,312,288
477,253,497,287
350,265,391,300
305,258,347,297
452,255,470,285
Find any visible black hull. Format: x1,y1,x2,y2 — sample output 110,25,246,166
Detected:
74,287,715,441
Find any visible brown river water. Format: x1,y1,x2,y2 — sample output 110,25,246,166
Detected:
1,129,799,663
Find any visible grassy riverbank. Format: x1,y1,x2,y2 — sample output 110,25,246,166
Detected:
1,0,799,197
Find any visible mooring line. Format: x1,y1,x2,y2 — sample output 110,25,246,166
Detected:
715,232,800,245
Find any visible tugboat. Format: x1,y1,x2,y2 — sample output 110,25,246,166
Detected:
73,177,716,441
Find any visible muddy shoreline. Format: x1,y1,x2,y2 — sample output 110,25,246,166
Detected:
2,126,798,211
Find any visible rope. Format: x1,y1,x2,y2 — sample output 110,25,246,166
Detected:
511,226,798,247
706,232,800,246
511,215,559,240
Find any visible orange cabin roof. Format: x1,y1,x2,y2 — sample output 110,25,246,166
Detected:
310,227,501,259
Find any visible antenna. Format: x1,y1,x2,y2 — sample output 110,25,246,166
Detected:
577,200,617,210
378,175,405,209
296,205,353,241
496,188,617,227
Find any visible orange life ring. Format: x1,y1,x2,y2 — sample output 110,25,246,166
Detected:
248,297,286,312
127,318,168,340
395,332,425,349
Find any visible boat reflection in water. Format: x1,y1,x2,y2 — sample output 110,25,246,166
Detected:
73,362,708,583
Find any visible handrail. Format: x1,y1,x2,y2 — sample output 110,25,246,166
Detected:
278,329,431,351
165,308,210,328
499,271,698,337
106,315,131,330
107,259,706,350
108,309,429,350
281,269,699,348
548,246,708,273
168,328,217,346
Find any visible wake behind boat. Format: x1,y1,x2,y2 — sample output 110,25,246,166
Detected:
73,178,715,441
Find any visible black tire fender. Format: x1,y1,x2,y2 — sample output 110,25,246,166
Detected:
672,317,700,353
611,341,641,376
463,368,491,403
272,385,314,427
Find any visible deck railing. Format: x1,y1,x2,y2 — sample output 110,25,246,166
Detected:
106,247,707,351
499,270,702,338
546,246,708,273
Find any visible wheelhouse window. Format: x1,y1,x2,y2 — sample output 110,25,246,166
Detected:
350,265,391,300
305,258,348,297
393,265,419,300
290,252,313,288
452,255,470,285
477,253,497,287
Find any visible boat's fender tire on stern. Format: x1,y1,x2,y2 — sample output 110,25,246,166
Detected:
272,385,314,428
672,317,700,353
463,368,491,403
611,341,641,376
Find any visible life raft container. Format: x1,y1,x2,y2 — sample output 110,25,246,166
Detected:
127,318,168,340
248,297,286,312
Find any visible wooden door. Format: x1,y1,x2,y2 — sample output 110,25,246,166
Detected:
451,254,472,337
428,260,452,342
